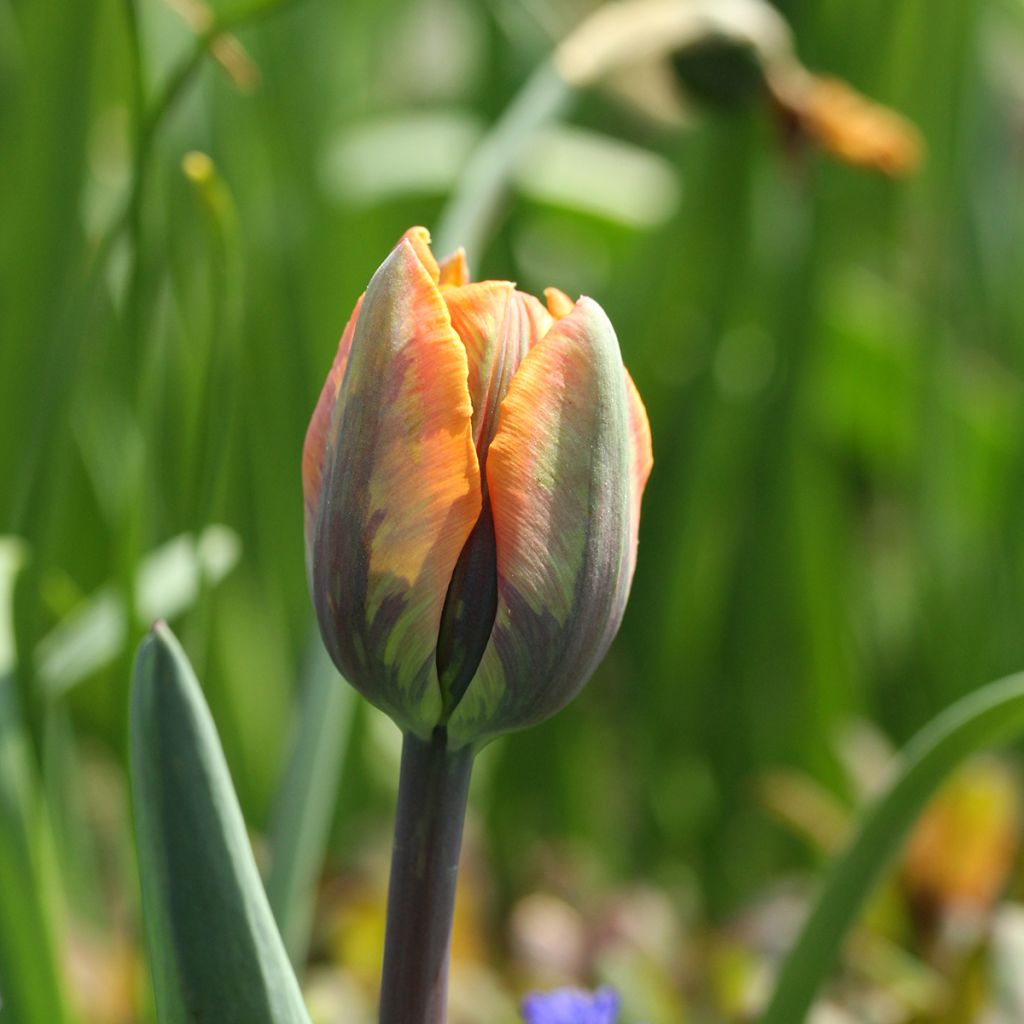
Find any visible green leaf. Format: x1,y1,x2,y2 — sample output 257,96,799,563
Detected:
0,538,71,1024
266,636,355,967
760,671,1024,1024
37,525,241,698
130,622,310,1024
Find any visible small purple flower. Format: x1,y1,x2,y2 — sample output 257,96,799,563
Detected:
521,987,621,1024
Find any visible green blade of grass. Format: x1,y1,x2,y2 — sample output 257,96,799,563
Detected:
761,671,1024,1024
432,59,572,262
130,621,310,1024
266,636,356,967
0,539,71,1024
0,686,72,1024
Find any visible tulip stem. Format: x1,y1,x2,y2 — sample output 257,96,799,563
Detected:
379,729,474,1024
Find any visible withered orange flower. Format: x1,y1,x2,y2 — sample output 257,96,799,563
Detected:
770,70,923,177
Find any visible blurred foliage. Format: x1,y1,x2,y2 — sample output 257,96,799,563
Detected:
3,0,1024,1020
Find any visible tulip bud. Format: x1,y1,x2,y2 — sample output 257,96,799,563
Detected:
303,228,652,748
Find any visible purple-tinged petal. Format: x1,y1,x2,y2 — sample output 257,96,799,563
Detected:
447,297,637,747
308,236,481,737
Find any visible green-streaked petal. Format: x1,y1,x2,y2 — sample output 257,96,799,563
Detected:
301,232,437,580
302,294,362,578
447,297,635,747
544,286,653,580
309,237,481,737
435,283,554,715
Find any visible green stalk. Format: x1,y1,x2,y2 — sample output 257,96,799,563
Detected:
93,0,309,274
433,60,572,262
121,0,146,357
760,671,1024,1024
266,639,356,967
378,730,474,1024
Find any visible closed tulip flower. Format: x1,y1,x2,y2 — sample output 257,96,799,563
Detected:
304,227,651,750
304,227,651,1023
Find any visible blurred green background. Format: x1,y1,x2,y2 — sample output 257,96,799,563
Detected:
5,0,1024,1020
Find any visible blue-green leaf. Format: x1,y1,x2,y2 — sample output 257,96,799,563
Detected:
130,622,310,1024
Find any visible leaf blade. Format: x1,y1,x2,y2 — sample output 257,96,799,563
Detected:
130,622,310,1024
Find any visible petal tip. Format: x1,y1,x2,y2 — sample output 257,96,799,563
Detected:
553,294,618,351
544,286,576,319
397,225,439,282
439,245,470,287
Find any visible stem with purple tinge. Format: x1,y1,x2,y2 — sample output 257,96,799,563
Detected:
378,729,474,1024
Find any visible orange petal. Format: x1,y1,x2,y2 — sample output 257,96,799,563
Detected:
544,286,575,319
517,290,555,346
308,238,481,736
438,246,470,287
447,297,637,746
445,283,552,462
624,368,653,581
399,225,440,282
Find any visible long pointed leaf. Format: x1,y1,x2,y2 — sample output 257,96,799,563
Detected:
130,622,310,1024
761,671,1024,1024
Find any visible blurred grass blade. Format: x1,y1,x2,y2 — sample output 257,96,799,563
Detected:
36,525,240,697
433,60,571,260
130,622,310,1024
43,707,113,928
0,539,71,1024
266,637,355,967
761,672,1024,1024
